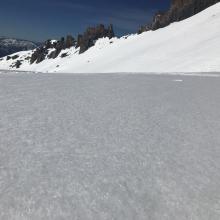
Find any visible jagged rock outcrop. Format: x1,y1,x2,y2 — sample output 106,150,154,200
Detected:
77,24,115,53
139,0,220,33
31,40,54,64
30,46,48,64
30,35,76,64
14,60,22,68
66,35,75,48
30,24,114,64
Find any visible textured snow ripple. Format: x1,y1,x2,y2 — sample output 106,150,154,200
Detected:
0,73,220,220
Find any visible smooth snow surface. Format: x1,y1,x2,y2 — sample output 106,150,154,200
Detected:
1,3,220,73
0,72,220,220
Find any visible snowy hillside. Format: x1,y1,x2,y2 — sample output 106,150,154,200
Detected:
0,37,39,58
1,3,220,73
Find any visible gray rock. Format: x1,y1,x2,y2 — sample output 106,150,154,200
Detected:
77,24,115,54
139,0,220,33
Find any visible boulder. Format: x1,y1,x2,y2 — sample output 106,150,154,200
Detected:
10,60,22,68
12,55,19,60
61,53,68,58
15,60,22,68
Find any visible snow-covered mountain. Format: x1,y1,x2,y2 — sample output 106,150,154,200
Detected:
0,37,39,58
0,2,220,73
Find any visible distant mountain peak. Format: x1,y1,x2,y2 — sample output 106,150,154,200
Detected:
0,37,41,58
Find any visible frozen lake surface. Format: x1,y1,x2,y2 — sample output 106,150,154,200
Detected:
0,72,220,220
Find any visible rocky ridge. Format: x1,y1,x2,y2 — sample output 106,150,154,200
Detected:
29,24,114,65
139,0,220,33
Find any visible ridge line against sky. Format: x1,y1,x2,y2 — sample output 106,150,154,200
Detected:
0,0,170,42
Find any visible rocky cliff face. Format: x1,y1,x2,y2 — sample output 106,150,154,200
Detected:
77,24,114,53
139,0,220,33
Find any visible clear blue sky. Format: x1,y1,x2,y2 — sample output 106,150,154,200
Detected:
0,0,170,42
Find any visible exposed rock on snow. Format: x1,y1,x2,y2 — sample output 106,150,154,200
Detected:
77,24,115,53
28,24,114,65
139,0,220,33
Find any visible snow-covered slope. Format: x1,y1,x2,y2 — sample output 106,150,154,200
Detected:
1,3,220,73
0,37,39,58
